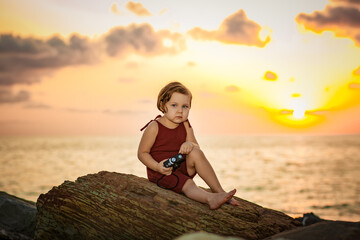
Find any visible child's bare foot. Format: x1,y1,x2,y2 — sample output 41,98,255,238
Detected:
208,189,236,210
228,197,240,206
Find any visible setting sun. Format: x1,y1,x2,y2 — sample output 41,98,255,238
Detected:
293,108,306,119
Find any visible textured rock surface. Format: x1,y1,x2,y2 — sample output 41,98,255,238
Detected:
0,191,36,240
175,231,245,240
35,171,300,240
264,221,360,240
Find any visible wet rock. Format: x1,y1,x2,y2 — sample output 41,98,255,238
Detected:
35,171,300,240
0,191,36,240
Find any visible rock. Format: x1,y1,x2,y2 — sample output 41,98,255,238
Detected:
175,231,245,240
294,212,325,226
263,221,360,240
0,191,37,240
35,171,300,240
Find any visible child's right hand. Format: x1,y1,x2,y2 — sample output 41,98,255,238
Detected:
156,160,173,175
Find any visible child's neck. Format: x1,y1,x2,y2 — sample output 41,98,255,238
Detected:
160,116,180,129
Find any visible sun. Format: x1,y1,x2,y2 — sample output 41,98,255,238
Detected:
268,97,326,128
290,99,306,119
292,106,306,119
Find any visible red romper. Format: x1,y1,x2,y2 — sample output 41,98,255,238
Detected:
140,115,196,193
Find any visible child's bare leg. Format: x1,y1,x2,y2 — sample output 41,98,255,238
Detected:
182,179,236,209
186,148,224,193
186,148,239,206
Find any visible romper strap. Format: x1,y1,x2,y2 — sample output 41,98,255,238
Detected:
186,119,192,128
140,115,161,131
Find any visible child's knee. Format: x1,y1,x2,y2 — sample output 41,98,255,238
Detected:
188,147,204,158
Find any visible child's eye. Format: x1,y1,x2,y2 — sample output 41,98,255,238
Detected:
171,104,177,107
183,105,189,109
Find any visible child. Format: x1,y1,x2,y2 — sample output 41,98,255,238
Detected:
138,82,239,209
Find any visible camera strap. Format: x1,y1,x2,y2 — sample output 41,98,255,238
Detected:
156,172,180,190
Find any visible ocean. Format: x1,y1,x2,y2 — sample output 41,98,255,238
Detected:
1,135,359,222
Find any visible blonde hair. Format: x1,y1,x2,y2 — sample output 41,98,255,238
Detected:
157,82,192,113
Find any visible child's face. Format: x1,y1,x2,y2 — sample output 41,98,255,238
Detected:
164,92,191,124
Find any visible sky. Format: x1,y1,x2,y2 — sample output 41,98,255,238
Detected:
0,0,360,136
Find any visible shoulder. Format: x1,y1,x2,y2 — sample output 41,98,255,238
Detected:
143,120,159,136
147,120,159,131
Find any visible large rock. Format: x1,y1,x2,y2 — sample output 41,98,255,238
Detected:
0,191,36,240
175,231,245,240
264,221,360,240
35,171,300,240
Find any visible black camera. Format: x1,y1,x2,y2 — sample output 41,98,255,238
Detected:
163,153,185,171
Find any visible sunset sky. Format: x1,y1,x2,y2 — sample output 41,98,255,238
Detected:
1,0,360,136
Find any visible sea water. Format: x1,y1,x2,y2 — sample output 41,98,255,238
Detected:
1,135,359,221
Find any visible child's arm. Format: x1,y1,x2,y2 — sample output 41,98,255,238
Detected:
179,121,200,154
137,121,172,175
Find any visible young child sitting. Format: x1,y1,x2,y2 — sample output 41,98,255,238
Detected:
138,82,239,209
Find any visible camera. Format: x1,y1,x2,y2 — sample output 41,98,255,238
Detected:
163,153,185,171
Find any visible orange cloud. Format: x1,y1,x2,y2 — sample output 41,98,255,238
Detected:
105,23,186,57
225,85,241,92
296,1,360,46
187,61,196,67
264,71,278,81
188,9,270,47
353,66,360,75
126,1,152,16
280,109,293,115
349,82,360,89
111,3,123,15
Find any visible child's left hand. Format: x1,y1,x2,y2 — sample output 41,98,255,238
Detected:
179,141,194,154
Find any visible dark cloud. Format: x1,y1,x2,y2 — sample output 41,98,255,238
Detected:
0,23,186,104
104,23,186,57
188,9,270,47
0,24,186,85
296,2,360,46
126,1,152,16
0,34,97,86
331,0,360,5
0,89,30,104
